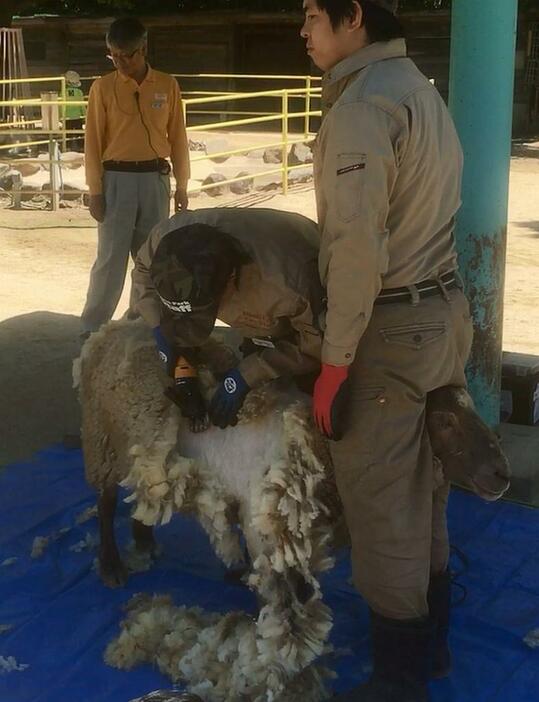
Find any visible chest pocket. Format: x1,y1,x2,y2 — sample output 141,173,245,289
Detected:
145,95,169,130
336,152,366,222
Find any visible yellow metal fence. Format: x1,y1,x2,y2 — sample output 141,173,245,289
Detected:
0,73,321,210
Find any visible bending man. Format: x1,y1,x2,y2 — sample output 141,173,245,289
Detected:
133,207,323,429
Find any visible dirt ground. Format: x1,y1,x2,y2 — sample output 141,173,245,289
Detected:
1,145,539,467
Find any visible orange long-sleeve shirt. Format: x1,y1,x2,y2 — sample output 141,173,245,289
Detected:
85,66,190,195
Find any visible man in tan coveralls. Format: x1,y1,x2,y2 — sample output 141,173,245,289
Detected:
301,2,473,701
133,207,323,428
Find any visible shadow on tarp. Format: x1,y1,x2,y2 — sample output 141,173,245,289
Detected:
0,445,537,702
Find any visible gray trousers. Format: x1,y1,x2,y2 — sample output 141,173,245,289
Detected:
81,170,170,333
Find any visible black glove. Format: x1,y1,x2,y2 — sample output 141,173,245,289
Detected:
165,376,206,421
209,369,250,429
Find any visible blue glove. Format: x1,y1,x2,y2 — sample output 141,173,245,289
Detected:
209,369,250,429
153,326,174,375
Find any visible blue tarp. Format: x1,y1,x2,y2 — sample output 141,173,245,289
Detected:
0,445,537,702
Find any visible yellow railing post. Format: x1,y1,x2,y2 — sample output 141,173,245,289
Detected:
60,75,67,152
282,90,289,196
304,76,312,139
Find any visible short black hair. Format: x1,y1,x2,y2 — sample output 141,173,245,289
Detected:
315,0,405,42
106,17,148,48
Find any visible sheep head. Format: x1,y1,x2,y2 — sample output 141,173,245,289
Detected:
426,386,511,501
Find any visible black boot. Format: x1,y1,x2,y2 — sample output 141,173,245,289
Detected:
427,570,452,678
334,612,433,701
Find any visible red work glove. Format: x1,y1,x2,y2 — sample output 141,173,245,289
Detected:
313,364,351,441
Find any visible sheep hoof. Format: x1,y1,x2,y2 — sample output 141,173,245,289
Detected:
135,540,159,558
99,557,129,588
223,564,249,586
132,521,158,555
124,547,158,575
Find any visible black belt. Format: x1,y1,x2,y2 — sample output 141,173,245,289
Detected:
375,271,458,306
103,158,170,174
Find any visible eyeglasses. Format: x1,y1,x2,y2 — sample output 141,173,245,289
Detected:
106,47,142,62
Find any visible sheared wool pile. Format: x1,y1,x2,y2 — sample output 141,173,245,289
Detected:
0,655,29,674
110,398,338,700
78,321,340,701
106,593,333,702
29,504,99,560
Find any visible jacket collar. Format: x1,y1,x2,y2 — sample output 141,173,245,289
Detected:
321,39,406,113
323,39,407,87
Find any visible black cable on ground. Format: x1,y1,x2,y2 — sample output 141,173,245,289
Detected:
449,544,469,606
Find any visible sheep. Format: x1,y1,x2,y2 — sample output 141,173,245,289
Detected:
74,320,338,588
75,319,510,702
75,320,510,588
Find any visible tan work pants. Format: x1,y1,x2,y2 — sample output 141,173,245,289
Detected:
331,288,473,620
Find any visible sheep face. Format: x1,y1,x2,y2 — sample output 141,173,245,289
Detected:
426,387,511,501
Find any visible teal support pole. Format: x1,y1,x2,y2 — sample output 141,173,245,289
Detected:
448,0,518,426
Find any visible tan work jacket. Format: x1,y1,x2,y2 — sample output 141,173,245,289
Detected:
314,39,463,366
133,208,323,387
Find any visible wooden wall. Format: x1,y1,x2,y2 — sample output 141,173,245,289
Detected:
12,9,539,134
15,13,306,81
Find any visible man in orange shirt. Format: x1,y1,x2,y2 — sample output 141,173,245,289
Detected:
81,17,190,338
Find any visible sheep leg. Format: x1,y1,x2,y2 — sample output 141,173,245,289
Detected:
98,485,128,588
223,543,251,585
131,519,157,555
288,568,315,605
